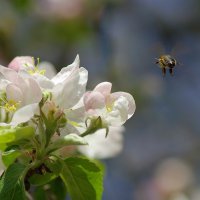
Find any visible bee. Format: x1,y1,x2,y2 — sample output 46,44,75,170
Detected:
155,54,179,76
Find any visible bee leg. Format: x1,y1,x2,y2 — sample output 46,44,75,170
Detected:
162,68,166,77
169,68,173,76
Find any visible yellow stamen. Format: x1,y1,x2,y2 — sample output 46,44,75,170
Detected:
106,102,114,112
27,68,46,75
25,57,46,75
0,98,20,112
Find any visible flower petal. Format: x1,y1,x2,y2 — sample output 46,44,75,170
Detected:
52,66,88,109
18,71,54,89
22,78,42,105
94,82,112,97
84,91,105,111
38,61,57,79
51,55,80,85
78,126,124,159
111,92,136,119
8,56,34,72
11,103,39,125
0,65,19,84
106,96,129,126
6,84,23,104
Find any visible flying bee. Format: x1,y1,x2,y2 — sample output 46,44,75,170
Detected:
155,54,179,76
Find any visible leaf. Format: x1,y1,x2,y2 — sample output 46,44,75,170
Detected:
60,157,104,200
2,149,22,167
33,177,67,200
50,177,67,200
47,134,87,153
66,157,104,200
0,163,26,200
29,173,57,186
44,158,63,175
65,157,100,172
0,126,34,144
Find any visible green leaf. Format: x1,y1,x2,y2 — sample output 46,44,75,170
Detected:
2,149,22,167
65,157,100,172
0,143,7,151
44,158,63,175
50,177,67,200
29,158,64,186
60,157,104,200
47,134,87,153
0,126,34,144
33,177,67,200
29,172,57,186
65,157,104,200
0,163,26,200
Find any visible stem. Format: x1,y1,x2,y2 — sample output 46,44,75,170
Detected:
4,111,9,123
37,118,47,158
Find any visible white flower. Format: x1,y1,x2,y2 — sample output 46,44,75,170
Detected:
78,126,125,159
0,66,42,125
13,55,88,110
84,82,135,126
51,55,88,109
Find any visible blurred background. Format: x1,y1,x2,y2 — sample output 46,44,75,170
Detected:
1,0,200,199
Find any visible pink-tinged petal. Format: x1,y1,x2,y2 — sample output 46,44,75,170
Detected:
51,55,80,85
78,126,125,159
94,82,112,97
6,84,23,104
111,92,136,119
11,103,39,125
8,56,34,72
0,65,19,83
22,78,42,105
84,91,105,111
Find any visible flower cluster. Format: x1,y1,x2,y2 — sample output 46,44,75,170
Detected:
0,55,135,199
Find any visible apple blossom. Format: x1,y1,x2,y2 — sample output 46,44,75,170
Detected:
9,55,88,110
0,66,42,124
83,82,135,126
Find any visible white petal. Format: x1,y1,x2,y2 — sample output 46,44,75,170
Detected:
6,84,23,104
11,103,39,125
52,67,88,109
78,126,124,159
106,96,129,126
38,61,57,79
111,92,136,119
19,70,54,89
94,82,112,97
0,65,19,84
22,78,42,105
51,55,80,85
0,79,10,90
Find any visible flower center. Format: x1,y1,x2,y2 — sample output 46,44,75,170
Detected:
26,58,46,75
0,98,20,112
106,102,114,112
27,67,46,76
